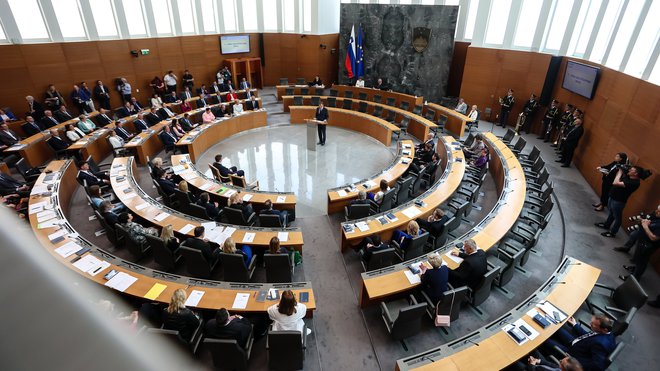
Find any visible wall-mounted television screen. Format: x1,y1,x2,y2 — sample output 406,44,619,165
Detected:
220,35,250,54
562,60,600,99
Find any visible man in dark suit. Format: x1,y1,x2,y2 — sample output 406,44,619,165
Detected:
196,94,210,108
40,110,60,129
21,116,45,136
204,308,252,348
416,209,449,238
557,118,584,168
213,154,244,177
46,129,70,152
179,113,197,131
239,78,251,91
100,201,119,227
259,199,290,226
211,81,223,95
95,108,113,126
117,102,136,119
180,87,194,101
130,97,143,111
246,96,259,111
447,238,487,290
159,126,178,149
93,80,112,110
155,167,177,196
315,102,328,145
164,91,181,104
133,114,149,133
0,122,21,146
54,105,74,123
0,172,30,197
183,226,220,263
145,108,162,126
373,78,389,90
77,161,110,187
114,121,134,141
360,234,390,263
197,192,222,221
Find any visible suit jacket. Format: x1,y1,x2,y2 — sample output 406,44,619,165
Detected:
164,94,179,104
198,200,221,219
315,107,328,121
159,131,178,147
40,115,60,129
77,170,106,187
162,308,200,343
95,113,113,126
0,129,20,146
239,81,251,90
0,174,24,196
134,119,149,133
54,110,74,123
27,100,45,120
421,265,449,304
183,237,220,262
93,85,110,101
145,113,162,126
132,101,143,111
115,127,132,141
564,125,584,148
117,107,135,118
22,121,44,136
204,317,252,348
47,136,69,151
260,208,286,225
448,249,487,290
179,118,194,131
213,162,234,178
567,324,616,371
196,98,209,108
180,91,193,101
246,100,259,110
157,177,177,196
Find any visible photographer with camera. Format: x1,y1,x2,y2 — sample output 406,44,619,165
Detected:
593,153,628,212
595,166,643,237
616,205,660,281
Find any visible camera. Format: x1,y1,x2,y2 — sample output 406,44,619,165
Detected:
626,212,652,233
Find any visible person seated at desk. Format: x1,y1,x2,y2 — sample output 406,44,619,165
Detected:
46,128,70,152
359,234,390,263
228,192,254,220
0,109,16,122
373,78,389,91
100,201,119,227
197,192,222,221
65,123,85,142
150,94,163,109
202,107,216,124
355,76,365,88
467,104,479,125
54,105,74,123
108,130,125,150
232,101,244,115
183,226,221,263
117,102,137,118
118,212,158,245
133,113,149,133
155,167,177,197
164,91,181,104
21,116,45,136
0,172,30,197
350,190,370,206
180,87,194,101
239,78,251,91
224,79,235,92
144,108,162,126
178,181,197,203
515,351,583,371
448,238,487,290
162,289,202,343
179,113,197,131
150,157,174,180
368,179,391,205
171,119,186,138
114,121,134,141
77,114,97,134
40,110,60,129
26,95,45,121
470,148,489,169
454,98,468,115
308,75,323,87
205,308,252,348
226,89,239,102
211,81,223,95
95,108,113,126
160,224,180,252
463,134,485,159
419,254,449,305
391,220,421,251
196,94,211,108
269,236,289,255
89,184,124,214
246,96,260,111
260,199,290,226
267,290,310,335
77,161,110,187
213,104,231,118
180,100,193,113
417,133,435,152
222,237,253,267
416,208,449,238
0,122,20,146
213,154,245,177
130,97,144,111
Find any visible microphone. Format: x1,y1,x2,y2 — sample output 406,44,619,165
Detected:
554,281,567,285
464,338,480,346
566,262,582,266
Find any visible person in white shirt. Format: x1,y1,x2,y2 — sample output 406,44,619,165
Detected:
454,98,468,115
163,70,178,93
467,105,479,121
232,101,244,115
108,130,125,149
151,94,163,109
355,76,365,88
267,290,310,336
65,123,85,142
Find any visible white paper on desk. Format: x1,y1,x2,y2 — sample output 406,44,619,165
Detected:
355,221,370,232
401,158,411,164
154,212,170,222
54,241,81,258
224,226,237,236
277,232,289,242
38,219,64,229
201,221,216,230
276,195,286,203
171,165,185,174
337,190,347,197
29,201,48,214
402,150,411,156
37,211,57,223
363,180,377,188
179,224,195,234
445,251,464,264
48,229,67,242
514,318,540,340
224,189,237,197
537,301,567,322
243,232,255,243
185,290,205,307
242,194,253,202
199,182,212,191
105,272,138,292
402,143,412,149
502,324,530,345
88,261,111,276
404,270,421,285
32,185,49,194
123,192,137,200
402,206,422,218
232,293,251,309
73,254,102,272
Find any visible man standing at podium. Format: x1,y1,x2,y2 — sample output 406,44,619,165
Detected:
315,102,328,146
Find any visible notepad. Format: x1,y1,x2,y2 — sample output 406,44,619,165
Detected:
402,206,422,218
29,201,48,214
232,293,251,309
88,261,111,276
171,165,185,174
445,251,464,264
179,224,195,234
355,221,369,232
135,202,149,211
277,232,289,242
201,221,216,230
104,272,138,292
276,195,286,203
242,194,253,202
224,189,237,197
55,241,81,258
243,233,255,243
37,210,57,223
48,229,67,242
144,283,168,300
337,190,347,197
154,212,170,222
404,270,421,285
185,290,205,307
199,183,212,190
72,254,102,272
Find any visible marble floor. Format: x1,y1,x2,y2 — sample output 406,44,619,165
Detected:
195,125,396,216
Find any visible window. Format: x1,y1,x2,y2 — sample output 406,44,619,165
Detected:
544,0,573,50
421,0,436,4
513,0,543,47
565,0,591,56
303,0,311,33
605,0,644,69
152,0,173,34
52,0,87,39
242,0,258,31
201,0,216,32
0,23,5,40
282,0,295,32
624,1,660,78
176,0,196,33
573,0,602,56
399,0,412,4
648,59,660,86
90,0,118,37
445,0,460,5
122,0,148,35
464,0,480,40
263,1,278,31
8,0,49,40
484,0,512,45
222,0,237,32
589,0,623,63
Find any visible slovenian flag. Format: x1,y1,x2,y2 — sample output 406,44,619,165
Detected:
345,25,356,78
356,24,364,78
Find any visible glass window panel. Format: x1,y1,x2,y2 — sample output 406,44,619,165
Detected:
605,0,644,69
485,0,512,45
544,0,573,50
399,0,413,4
177,0,195,33
625,1,660,78
589,0,623,63
90,0,118,37
201,0,216,32
222,0,237,32
52,0,86,38
648,59,660,86
283,0,295,31
565,0,591,55
8,0,49,39
303,0,311,32
122,0,147,35
242,0,258,31
378,0,391,4
464,0,480,40
513,0,543,47
421,0,435,4
263,0,278,30
0,24,5,40
445,0,460,5
573,0,602,55
152,0,172,34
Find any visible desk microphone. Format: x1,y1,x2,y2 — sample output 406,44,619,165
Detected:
566,262,582,266
464,338,480,346
554,281,567,285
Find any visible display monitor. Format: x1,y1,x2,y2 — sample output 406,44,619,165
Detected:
220,35,250,54
562,60,600,99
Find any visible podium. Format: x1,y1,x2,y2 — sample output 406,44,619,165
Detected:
306,122,317,151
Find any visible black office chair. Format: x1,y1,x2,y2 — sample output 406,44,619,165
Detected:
412,105,422,115
46,138,70,160
399,101,410,111
342,99,353,110
115,224,151,261
264,253,294,283
279,78,289,85
152,179,177,207
204,330,255,371
371,105,383,118
344,90,353,98
487,248,524,289
267,326,307,370
220,252,257,282
329,89,338,97
380,295,427,350
586,276,648,314
426,221,450,250
386,97,396,106
358,101,368,113
310,96,321,106
314,87,324,95
300,87,309,95
327,97,337,108
224,207,256,226
95,210,124,247
292,96,303,106
420,285,469,324
469,266,501,308
391,231,429,261
285,87,294,95
144,234,182,272
173,189,191,210
358,92,367,100
14,158,41,184
499,129,516,145
259,213,284,227
509,136,527,155
393,176,413,206
344,203,371,221
146,324,204,355
296,77,306,85
179,245,218,279
370,187,397,214
188,203,213,220
384,110,396,124
373,94,382,103
361,247,396,272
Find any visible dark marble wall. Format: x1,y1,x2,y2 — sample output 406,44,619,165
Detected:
338,4,458,103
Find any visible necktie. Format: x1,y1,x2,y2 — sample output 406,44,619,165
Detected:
120,128,129,136
103,114,110,121
572,331,597,346
7,131,17,140
32,122,40,131
186,92,191,99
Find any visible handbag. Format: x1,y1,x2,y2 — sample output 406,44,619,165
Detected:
434,290,456,327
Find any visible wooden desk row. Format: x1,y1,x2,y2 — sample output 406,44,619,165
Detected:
275,84,326,100
289,106,400,147
29,159,316,312
396,257,600,371
359,132,526,307
327,140,415,214
112,157,306,253
282,95,437,142
171,154,296,212
424,102,472,139
277,84,424,111
175,88,259,106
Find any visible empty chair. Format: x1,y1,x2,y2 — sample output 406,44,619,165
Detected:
300,87,309,95
285,87,294,95
292,96,303,106
259,213,283,227
392,231,429,261
358,92,367,100
371,105,383,117
469,266,500,307
179,245,218,279
424,108,435,121
310,96,321,106
435,114,448,133
224,207,256,226
342,99,353,110
398,117,410,133
384,110,396,123
373,94,382,103
393,176,413,205
314,87,324,95
279,78,289,85
586,276,648,314
344,203,371,221
264,253,294,283
358,101,368,113
115,224,151,261
412,105,422,115
329,89,338,97
15,158,41,184
204,336,254,371
145,327,203,355
386,97,396,106
487,248,524,288
499,128,515,145
267,328,307,370
145,234,181,272
344,90,353,98
220,252,257,282
519,145,540,166
399,101,410,111
327,97,337,108
380,295,427,348
361,247,396,271
509,136,527,155
295,77,305,85
230,174,259,190
421,285,469,323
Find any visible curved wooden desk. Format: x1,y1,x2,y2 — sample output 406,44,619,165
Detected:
358,132,526,307
341,135,466,254
327,140,415,214
175,109,267,163
289,106,400,147
28,159,315,312
283,95,437,142
331,85,424,110
112,157,305,253
171,154,296,212
424,102,472,139
396,257,600,371
275,85,326,100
